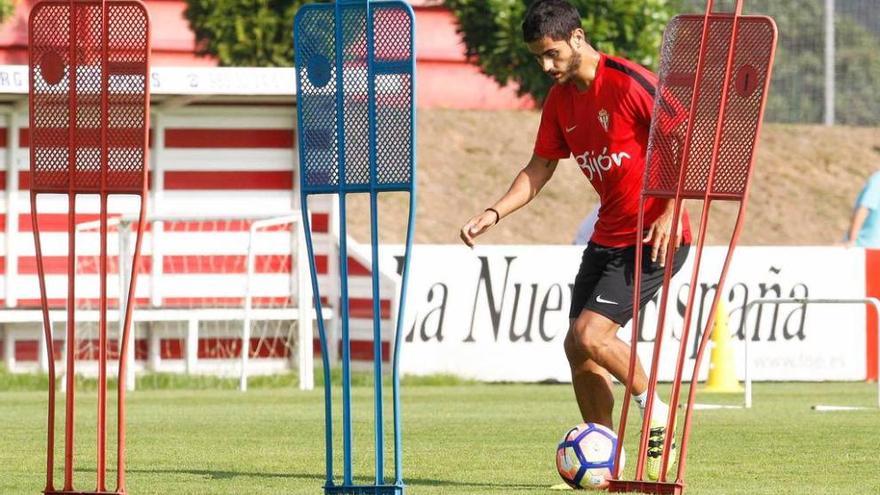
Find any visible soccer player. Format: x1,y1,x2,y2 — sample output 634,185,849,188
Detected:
458,0,691,480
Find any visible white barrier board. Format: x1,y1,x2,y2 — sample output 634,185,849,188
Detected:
383,246,866,382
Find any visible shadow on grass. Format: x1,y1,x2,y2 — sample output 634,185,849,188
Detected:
86,468,548,490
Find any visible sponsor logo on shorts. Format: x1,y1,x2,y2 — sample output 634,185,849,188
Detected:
596,294,618,305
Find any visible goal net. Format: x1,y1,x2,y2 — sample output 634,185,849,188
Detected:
73,213,315,390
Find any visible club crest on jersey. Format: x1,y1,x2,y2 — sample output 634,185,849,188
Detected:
598,109,610,132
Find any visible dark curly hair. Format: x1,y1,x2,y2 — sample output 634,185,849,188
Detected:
521,0,583,43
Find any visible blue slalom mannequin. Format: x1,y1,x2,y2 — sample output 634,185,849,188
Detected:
294,1,416,493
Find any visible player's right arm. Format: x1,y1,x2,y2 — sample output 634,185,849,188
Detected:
459,153,559,247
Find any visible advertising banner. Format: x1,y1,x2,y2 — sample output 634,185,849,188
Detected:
384,246,867,382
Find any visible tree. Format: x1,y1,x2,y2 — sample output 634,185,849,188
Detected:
0,1,12,23
443,0,676,103
184,0,316,67
680,0,880,125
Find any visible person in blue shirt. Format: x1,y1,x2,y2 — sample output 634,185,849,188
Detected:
844,171,880,248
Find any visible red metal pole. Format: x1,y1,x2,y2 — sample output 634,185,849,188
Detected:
28,4,56,487
678,6,777,482
63,1,78,489
613,195,648,479
64,197,76,492
631,200,684,480
97,204,108,493
97,2,110,491
117,198,147,493
629,0,718,479
118,5,151,485
32,194,56,493
659,3,745,482
676,205,744,481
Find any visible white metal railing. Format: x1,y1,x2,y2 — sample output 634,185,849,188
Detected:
744,298,880,411
3,213,322,391
695,297,880,411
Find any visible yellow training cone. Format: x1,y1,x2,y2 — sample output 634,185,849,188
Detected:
704,300,743,393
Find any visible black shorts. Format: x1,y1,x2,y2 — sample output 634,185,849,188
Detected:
569,242,691,325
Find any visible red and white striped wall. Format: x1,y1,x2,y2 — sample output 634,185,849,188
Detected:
1,104,397,373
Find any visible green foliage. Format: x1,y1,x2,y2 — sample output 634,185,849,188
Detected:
826,17,880,126
0,368,475,392
0,0,13,23
682,0,880,125
443,0,676,102
184,0,318,67
445,0,879,124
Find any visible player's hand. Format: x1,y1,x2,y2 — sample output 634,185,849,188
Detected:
644,209,682,267
460,210,499,248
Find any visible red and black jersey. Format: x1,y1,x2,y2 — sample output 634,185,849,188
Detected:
534,53,692,247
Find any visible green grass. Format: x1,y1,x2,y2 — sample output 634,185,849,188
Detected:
0,376,877,494
0,367,473,392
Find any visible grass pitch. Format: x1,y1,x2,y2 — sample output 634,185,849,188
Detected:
0,375,877,494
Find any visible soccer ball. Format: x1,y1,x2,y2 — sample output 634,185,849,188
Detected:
556,423,625,490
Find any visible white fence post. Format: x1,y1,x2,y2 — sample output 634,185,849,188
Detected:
3,326,13,372
148,326,161,371
118,220,136,391
297,218,314,390
824,0,836,126
186,319,198,374
5,109,20,308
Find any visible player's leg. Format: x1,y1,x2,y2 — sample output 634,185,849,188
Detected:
621,242,691,480
567,244,654,399
566,244,618,428
565,307,663,432
566,244,650,428
568,309,649,395
574,243,690,480
564,322,615,428
573,316,672,483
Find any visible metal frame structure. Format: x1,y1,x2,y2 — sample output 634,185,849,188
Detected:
694,297,880,412
72,212,318,391
743,298,880,410
28,1,150,493
240,214,314,392
609,1,777,493
294,1,416,494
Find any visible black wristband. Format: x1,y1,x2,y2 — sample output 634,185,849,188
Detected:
485,208,500,226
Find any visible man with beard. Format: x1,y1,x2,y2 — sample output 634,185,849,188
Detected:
459,0,692,481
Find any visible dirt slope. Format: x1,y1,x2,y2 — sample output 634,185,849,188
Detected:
347,109,880,246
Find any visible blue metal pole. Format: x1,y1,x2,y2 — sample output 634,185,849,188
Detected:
293,11,334,487
364,0,386,486
334,0,354,486
295,2,414,491
393,194,414,485
302,195,335,486
394,6,417,484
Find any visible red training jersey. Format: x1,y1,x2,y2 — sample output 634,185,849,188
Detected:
534,53,692,247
